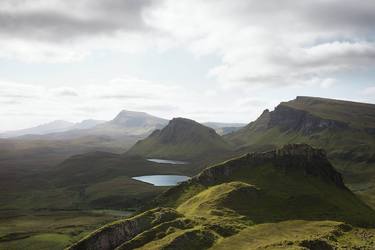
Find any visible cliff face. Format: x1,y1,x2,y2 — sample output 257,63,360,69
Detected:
196,144,346,189
68,208,183,250
268,104,349,134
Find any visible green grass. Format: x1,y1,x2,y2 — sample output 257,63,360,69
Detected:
211,220,375,250
0,210,126,250
68,146,375,249
225,97,375,209
127,118,231,160
283,96,375,128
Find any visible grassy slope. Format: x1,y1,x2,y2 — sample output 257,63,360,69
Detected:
2,153,195,210
168,158,375,227
69,146,375,249
225,97,375,208
212,220,375,250
127,118,231,161
0,210,126,250
282,96,375,128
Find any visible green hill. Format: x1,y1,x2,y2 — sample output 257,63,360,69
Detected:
126,118,232,161
225,96,375,208
68,144,375,250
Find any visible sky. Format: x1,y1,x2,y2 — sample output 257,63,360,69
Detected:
1,0,375,131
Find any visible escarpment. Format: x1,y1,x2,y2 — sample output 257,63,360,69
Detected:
196,144,346,189
268,104,349,134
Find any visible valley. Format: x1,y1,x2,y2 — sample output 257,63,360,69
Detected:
1,96,375,249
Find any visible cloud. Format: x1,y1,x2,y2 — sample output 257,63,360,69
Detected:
51,87,79,97
0,0,154,41
145,0,375,88
1,0,375,83
0,0,161,62
362,86,375,96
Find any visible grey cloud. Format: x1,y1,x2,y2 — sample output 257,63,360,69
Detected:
0,0,155,41
232,0,375,31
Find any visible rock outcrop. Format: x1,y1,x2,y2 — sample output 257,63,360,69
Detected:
67,208,183,250
268,105,349,134
196,144,347,189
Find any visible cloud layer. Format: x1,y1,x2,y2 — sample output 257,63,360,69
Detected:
0,0,374,129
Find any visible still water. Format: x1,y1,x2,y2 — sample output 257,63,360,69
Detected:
132,175,190,186
147,158,189,165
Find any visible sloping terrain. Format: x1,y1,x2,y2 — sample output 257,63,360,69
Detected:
0,111,170,211
127,118,232,161
226,96,375,208
203,122,245,135
68,144,375,250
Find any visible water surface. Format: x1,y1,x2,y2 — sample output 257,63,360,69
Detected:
132,175,190,186
147,158,189,165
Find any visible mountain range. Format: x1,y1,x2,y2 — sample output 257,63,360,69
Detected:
0,119,107,138
1,111,243,140
226,96,375,208
2,96,375,249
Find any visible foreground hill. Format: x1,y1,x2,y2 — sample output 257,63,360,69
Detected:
226,96,375,208
127,118,232,161
69,144,375,250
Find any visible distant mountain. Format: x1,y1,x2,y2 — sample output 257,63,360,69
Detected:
225,96,375,208
0,120,75,138
203,122,245,135
71,119,106,130
127,118,231,160
69,144,375,250
91,110,168,137
1,110,168,141
0,119,106,139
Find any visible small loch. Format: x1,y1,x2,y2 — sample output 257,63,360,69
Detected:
132,175,190,186
147,159,189,165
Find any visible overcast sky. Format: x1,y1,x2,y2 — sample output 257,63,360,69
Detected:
1,0,375,131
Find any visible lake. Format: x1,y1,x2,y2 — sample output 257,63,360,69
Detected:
147,158,189,165
132,175,190,186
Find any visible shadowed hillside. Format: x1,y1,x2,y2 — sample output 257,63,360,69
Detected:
68,144,375,250
126,118,232,161
225,96,375,208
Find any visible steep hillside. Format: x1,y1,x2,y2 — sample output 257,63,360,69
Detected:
226,96,375,208
127,118,232,160
69,144,375,250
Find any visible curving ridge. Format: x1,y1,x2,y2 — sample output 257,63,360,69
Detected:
196,144,346,189
67,144,375,250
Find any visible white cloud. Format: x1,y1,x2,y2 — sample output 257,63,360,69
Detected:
0,0,374,130
145,0,375,88
362,86,375,96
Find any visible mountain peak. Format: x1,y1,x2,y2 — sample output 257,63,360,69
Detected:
117,109,149,116
126,117,230,160
110,110,168,129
